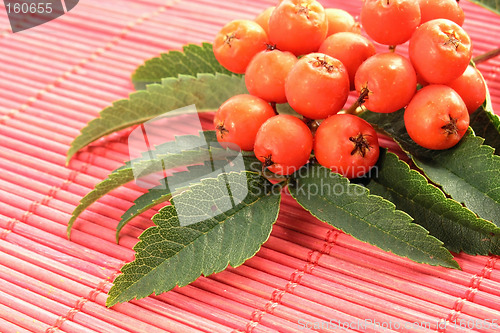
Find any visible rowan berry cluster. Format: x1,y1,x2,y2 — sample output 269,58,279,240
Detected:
212,0,486,179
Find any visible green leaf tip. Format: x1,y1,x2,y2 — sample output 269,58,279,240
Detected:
106,171,282,307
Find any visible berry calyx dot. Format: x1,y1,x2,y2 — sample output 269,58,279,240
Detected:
265,43,277,51
441,117,459,135
312,56,336,73
296,3,310,18
444,30,461,50
262,154,275,170
224,33,236,47
216,122,229,138
349,133,372,157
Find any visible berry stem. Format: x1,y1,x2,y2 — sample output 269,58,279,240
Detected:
302,117,320,135
270,102,278,115
262,173,289,182
473,47,500,64
389,45,396,52
345,85,371,115
345,101,361,115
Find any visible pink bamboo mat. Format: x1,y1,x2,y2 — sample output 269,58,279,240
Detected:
1,0,500,332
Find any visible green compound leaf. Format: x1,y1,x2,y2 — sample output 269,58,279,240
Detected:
289,164,459,269
361,109,500,227
106,171,282,307
365,150,500,255
67,131,241,238
116,156,262,242
131,43,237,90
66,73,247,163
468,0,500,15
